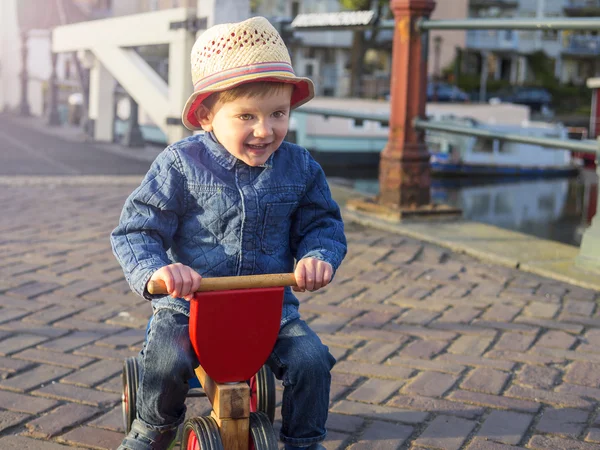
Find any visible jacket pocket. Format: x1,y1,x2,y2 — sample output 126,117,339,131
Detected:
261,201,298,255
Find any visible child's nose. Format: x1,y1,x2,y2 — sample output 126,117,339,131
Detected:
254,121,273,138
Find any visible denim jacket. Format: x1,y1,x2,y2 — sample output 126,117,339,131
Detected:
110,132,347,325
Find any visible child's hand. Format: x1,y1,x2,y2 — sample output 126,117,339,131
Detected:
293,258,333,292
148,263,202,301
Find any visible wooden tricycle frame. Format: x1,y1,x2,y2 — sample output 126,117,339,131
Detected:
148,273,297,450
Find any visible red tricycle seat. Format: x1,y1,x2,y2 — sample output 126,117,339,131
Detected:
189,287,283,383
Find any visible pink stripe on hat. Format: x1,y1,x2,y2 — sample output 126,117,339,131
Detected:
194,62,295,91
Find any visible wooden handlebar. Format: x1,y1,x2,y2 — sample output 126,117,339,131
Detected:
146,273,297,295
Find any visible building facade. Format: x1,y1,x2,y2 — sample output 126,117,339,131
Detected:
561,0,600,85
464,0,599,86
428,0,469,79
253,0,376,98
0,0,88,116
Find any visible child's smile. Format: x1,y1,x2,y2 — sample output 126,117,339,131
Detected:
246,142,271,152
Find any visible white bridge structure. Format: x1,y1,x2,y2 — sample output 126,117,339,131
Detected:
52,1,250,144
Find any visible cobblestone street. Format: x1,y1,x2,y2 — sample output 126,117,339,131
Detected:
1,177,600,450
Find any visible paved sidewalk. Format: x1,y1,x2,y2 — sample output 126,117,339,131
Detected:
1,177,600,450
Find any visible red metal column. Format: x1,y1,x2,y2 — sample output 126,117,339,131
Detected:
347,0,459,220
378,0,435,209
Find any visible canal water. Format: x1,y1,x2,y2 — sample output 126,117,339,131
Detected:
332,169,598,248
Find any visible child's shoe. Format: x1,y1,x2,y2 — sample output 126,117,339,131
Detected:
118,419,177,450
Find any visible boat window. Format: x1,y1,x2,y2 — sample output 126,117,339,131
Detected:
350,119,366,129
498,141,513,153
473,138,494,153
425,135,451,153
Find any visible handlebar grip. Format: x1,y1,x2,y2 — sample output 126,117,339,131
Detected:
146,273,297,295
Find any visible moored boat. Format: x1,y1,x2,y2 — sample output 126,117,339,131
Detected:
426,116,579,177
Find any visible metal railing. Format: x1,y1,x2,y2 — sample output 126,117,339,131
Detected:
413,119,599,155
419,17,600,31
289,17,600,32
295,107,599,155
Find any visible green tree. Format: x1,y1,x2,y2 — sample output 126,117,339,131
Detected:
340,0,387,97
250,0,262,13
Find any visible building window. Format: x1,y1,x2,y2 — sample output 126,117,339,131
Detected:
291,1,300,18
323,48,335,64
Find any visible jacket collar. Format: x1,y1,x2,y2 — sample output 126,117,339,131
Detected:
203,131,237,170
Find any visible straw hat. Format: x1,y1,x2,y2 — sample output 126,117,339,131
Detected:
181,16,315,131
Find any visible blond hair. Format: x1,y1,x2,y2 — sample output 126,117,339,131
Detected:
203,81,291,111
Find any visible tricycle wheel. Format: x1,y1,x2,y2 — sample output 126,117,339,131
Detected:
249,412,278,450
121,356,139,434
249,365,276,423
181,416,224,450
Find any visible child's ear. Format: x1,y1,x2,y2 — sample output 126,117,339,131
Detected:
195,104,213,131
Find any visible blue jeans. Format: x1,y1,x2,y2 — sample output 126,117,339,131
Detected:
135,308,335,447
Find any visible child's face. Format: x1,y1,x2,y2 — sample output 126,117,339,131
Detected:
197,85,293,167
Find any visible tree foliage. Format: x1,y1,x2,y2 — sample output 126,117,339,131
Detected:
250,0,262,13
340,0,372,10
528,50,556,86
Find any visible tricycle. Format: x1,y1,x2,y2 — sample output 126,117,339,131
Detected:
121,273,297,450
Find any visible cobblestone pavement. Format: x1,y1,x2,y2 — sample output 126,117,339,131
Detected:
1,179,600,450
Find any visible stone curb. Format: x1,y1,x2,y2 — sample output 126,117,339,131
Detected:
343,207,600,292
0,176,143,186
